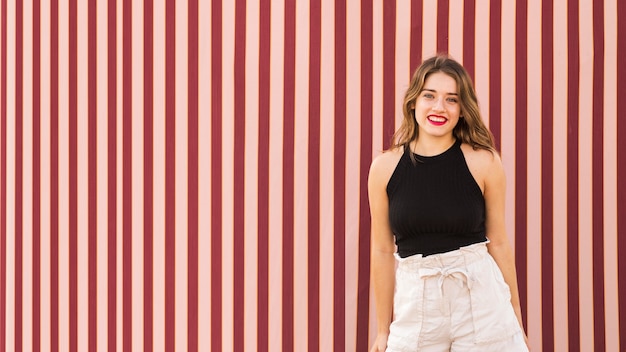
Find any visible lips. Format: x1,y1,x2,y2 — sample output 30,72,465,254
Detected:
427,114,447,126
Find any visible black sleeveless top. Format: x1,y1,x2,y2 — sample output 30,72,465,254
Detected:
387,139,487,257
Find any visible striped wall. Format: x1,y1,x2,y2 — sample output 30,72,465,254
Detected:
1,0,625,351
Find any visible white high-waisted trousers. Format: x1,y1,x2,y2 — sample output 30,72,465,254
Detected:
386,242,528,352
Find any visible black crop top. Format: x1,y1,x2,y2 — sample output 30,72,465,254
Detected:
386,139,487,257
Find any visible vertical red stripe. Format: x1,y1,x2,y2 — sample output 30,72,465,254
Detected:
410,0,422,72
382,0,395,148
591,1,605,350
210,1,222,351
0,0,5,349
437,0,449,52
107,0,117,348
357,0,373,350
187,0,199,351
232,0,245,349
257,0,270,350
68,0,78,349
87,0,97,350
462,0,475,80
122,0,132,350
15,0,24,350
33,0,42,349
50,0,59,349
488,0,501,150
566,1,580,350
333,0,346,350
541,1,554,349
308,1,321,350
514,0,528,331
618,0,626,350
282,1,295,350
143,0,154,350
164,0,175,349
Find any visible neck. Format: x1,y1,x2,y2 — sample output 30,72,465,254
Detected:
411,136,456,156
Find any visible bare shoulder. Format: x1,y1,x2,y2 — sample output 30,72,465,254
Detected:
369,147,405,188
460,143,504,191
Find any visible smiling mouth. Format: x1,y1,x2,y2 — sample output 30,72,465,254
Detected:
427,115,447,126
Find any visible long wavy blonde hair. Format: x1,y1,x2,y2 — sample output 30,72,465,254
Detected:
390,54,496,154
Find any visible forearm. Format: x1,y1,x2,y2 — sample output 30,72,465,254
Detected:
487,241,524,328
371,249,396,334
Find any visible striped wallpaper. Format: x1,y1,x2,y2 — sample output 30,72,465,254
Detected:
1,0,625,351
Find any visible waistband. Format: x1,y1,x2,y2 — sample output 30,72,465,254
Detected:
395,241,489,272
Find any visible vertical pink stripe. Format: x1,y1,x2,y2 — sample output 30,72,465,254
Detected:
602,3,619,351
421,0,437,58
345,0,363,347
242,0,260,348
131,3,145,351
220,1,234,350
526,0,543,348
447,0,463,62
22,0,35,350
318,1,334,350
267,2,284,351
577,2,595,351
22,0,35,348
552,1,569,350
293,2,309,350
95,0,108,348
196,0,211,350
151,0,165,348
38,0,51,349
174,1,188,350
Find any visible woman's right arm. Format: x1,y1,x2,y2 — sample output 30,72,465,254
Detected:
368,154,398,352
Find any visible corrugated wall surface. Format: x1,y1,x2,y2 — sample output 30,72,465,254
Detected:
1,0,625,351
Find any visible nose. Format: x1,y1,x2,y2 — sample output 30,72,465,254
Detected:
432,97,445,112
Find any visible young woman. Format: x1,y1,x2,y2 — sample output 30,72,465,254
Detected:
368,55,529,352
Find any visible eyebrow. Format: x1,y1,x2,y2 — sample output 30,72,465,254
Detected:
422,88,458,95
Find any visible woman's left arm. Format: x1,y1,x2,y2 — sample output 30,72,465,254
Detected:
481,152,527,336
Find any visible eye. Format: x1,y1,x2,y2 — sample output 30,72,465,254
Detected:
446,97,458,103
422,92,434,99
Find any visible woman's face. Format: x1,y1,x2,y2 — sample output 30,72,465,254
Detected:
413,71,461,139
